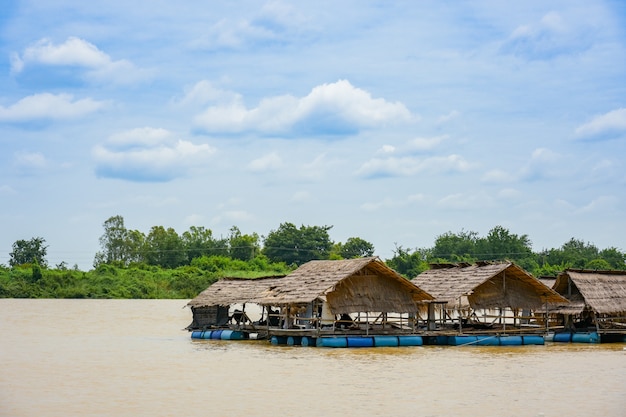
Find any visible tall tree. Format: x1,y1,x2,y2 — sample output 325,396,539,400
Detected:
94,215,131,267
385,244,429,278
181,226,223,260
9,237,48,267
477,225,533,261
431,230,479,262
228,226,260,261
263,222,333,265
144,226,186,268
339,237,375,259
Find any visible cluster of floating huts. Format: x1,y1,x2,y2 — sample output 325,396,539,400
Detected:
186,257,626,347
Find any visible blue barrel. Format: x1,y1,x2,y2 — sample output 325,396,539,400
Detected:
191,331,202,339
210,330,223,340
572,332,600,343
476,335,500,346
229,331,245,340
448,335,478,346
270,336,287,345
374,336,399,347
347,337,374,347
499,336,523,346
220,330,233,340
287,336,301,346
201,330,213,339
522,335,545,345
301,336,313,347
317,337,348,348
553,332,572,343
398,335,423,346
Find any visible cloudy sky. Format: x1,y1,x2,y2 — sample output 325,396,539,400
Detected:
1,1,625,269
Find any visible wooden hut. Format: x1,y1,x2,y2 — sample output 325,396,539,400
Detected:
550,269,626,340
186,276,285,337
258,257,434,340
411,261,568,334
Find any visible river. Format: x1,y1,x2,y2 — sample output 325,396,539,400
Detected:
0,299,624,417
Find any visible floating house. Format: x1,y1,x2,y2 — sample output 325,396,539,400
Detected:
411,261,568,345
187,275,285,340
257,257,434,347
548,269,626,343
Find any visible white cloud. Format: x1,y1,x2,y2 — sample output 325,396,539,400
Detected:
194,79,412,136
406,135,446,152
191,1,307,50
436,110,460,124
248,152,283,172
0,185,17,195
0,93,105,121
356,154,473,178
575,108,626,139
519,148,562,181
377,145,396,154
12,151,48,176
576,195,618,214
482,169,514,184
501,11,590,59
300,153,334,180
174,80,242,107
93,127,216,182
12,37,149,84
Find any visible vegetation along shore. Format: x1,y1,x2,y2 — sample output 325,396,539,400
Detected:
1,215,624,299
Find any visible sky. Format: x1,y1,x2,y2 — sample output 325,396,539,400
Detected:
1,1,625,270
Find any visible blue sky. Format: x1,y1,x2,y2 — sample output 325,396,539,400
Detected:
1,1,625,269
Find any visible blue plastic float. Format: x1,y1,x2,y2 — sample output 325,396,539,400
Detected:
373,336,399,347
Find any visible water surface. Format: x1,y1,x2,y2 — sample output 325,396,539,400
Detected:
1,299,624,417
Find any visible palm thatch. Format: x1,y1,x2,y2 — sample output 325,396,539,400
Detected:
258,257,434,314
412,261,567,310
552,269,626,315
186,275,286,308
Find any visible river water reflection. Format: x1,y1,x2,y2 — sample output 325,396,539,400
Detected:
1,299,624,417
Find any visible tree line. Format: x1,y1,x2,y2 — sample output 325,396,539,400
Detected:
2,216,624,299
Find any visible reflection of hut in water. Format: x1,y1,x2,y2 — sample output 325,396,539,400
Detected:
411,261,567,335
548,269,626,343
258,257,434,346
186,276,285,339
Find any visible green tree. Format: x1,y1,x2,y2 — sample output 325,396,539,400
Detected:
181,226,228,260
339,237,375,259
126,229,147,265
541,238,600,269
598,247,626,270
431,230,478,262
228,226,260,261
477,225,533,261
9,237,48,267
145,226,187,268
94,215,131,267
385,244,429,278
263,222,333,265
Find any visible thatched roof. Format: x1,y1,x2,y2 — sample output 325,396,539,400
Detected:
411,261,568,309
186,275,285,308
553,269,626,315
258,257,434,314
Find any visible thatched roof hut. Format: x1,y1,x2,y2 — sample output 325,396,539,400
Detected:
187,275,286,308
411,261,567,310
552,269,626,315
258,257,434,314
